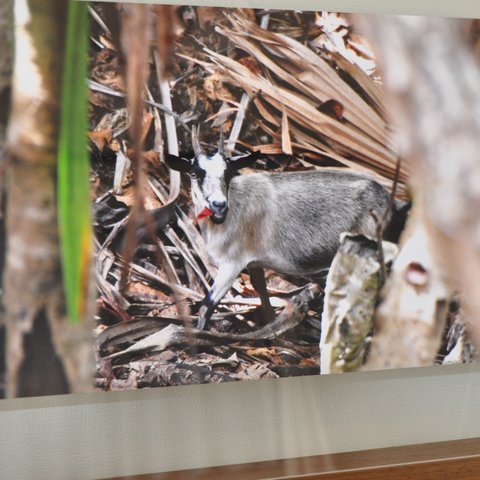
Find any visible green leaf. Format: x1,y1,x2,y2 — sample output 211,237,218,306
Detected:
58,0,91,324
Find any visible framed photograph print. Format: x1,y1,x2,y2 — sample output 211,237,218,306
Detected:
1,0,480,479
3,2,480,396
83,2,477,392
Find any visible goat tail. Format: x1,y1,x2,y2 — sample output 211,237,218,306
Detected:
384,199,412,243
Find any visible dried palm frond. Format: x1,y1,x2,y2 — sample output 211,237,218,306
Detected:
203,13,409,196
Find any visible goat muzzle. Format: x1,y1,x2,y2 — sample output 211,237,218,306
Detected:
210,200,228,223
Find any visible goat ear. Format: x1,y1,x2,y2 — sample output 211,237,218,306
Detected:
165,154,192,173
229,151,262,170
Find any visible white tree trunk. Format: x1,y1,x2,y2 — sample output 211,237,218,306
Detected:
361,16,480,369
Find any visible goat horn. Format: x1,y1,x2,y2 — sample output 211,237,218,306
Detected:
219,125,225,157
192,125,204,156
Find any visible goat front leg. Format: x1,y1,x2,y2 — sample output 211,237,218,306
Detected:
248,266,276,325
197,262,242,330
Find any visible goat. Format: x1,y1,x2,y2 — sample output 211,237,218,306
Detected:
166,128,408,330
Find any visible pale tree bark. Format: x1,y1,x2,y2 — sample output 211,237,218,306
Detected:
366,205,452,369
0,0,14,398
360,16,480,369
3,0,93,397
0,0,13,151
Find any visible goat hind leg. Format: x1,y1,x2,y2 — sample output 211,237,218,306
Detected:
249,266,276,325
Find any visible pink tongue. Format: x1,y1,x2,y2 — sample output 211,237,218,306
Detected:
197,207,214,221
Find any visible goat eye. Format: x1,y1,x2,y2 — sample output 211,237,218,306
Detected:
191,170,205,180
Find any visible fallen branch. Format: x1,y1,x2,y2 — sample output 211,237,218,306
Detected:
106,283,320,360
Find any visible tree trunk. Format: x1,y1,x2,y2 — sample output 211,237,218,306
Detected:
0,0,12,151
0,0,14,398
3,0,93,397
360,16,480,369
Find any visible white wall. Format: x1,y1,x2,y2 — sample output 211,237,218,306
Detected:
2,1,480,479
1,365,480,479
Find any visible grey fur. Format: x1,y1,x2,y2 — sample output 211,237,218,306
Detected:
210,171,390,273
